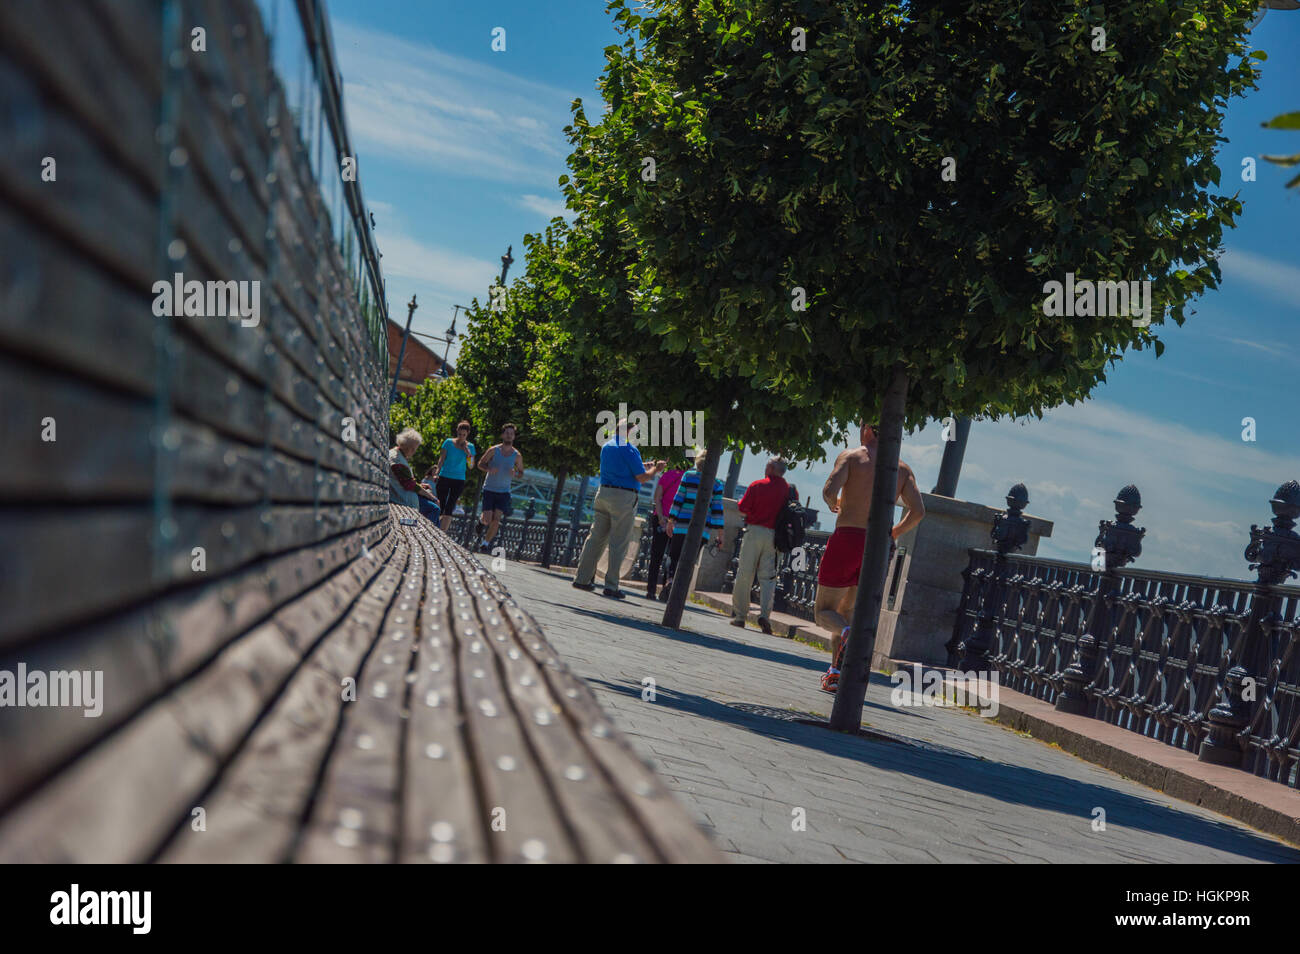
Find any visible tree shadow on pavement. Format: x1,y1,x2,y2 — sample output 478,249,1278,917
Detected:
533,599,831,672
587,677,1300,863
529,598,922,719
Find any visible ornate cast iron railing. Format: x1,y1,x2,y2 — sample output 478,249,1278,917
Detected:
950,481,1300,788
446,506,591,568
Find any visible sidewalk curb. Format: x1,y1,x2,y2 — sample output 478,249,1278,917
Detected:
959,681,1300,848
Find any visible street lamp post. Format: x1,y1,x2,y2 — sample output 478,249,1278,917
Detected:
499,245,514,286
440,305,462,377
389,294,417,404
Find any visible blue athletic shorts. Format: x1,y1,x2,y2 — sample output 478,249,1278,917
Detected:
481,490,514,517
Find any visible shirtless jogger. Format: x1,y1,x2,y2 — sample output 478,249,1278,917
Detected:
816,422,926,693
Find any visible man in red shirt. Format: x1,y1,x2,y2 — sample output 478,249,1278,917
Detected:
730,457,794,634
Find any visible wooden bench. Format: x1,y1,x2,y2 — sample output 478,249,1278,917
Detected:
0,504,720,863
0,0,718,863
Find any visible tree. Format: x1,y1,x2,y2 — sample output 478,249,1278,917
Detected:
551,160,844,627
518,222,608,564
428,223,619,559
574,0,1262,727
455,286,534,445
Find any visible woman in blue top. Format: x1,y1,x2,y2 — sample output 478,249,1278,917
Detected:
430,420,476,531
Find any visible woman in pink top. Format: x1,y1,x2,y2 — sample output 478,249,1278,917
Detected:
646,460,687,600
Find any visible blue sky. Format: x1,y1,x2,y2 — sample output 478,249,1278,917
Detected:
326,0,1300,580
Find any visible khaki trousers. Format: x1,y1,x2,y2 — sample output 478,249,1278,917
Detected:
731,524,778,620
575,485,638,591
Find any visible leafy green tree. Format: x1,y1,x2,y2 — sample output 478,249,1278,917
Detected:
414,222,620,559
572,0,1262,726
451,263,566,533
455,287,534,447
518,222,610,563
547,177,846,625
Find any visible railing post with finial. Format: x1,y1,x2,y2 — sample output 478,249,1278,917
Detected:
1199,480,1300,766
957,484,1031,673
1056,485,1145,714
514,499,537,562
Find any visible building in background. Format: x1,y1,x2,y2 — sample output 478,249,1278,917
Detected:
386,319,453,396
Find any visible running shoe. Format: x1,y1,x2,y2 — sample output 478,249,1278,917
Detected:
820,668,840,694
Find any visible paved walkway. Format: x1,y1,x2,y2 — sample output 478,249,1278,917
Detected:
488,561,1300,864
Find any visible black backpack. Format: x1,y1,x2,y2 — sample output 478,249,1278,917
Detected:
774,491,811,554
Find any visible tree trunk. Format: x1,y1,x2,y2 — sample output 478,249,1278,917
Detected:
931,417,971,497
540,467,568,568
661,435,726,629
723,447,744,498
829,365,910,732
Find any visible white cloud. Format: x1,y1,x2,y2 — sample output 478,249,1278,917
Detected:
333,21,576,187
516,194,569,220
376,228,499,297
1217,248,1300,306
371,226,499,348
925,402,1300,580
1211,334,1294,361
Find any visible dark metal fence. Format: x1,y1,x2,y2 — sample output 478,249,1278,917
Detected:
950,481,1300,788
447,510,593,567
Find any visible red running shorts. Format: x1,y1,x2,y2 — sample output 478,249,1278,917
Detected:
817,526,867,589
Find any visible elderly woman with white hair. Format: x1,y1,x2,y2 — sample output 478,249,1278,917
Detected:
390,428,442,524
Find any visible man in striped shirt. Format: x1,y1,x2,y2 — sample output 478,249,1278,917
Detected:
662,449,725,598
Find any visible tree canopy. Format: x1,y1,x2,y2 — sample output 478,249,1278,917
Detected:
567,0,1262,429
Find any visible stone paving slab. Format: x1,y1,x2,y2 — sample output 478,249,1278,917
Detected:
489,561,1300,864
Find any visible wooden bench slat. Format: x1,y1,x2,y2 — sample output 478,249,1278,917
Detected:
425,525,659,863
292,534,427,861
0,520,392,812
430,522,583,863
0,524,403,862
398,528,491,863
0,505,723,863
0,206,156,400
158,529,410,862
0,699,217,863
477,558,725,863
0,501,389,646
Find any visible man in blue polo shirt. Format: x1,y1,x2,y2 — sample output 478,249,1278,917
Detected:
573,418,666,599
